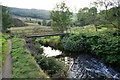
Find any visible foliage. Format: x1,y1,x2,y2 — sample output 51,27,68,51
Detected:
76,7,97,26
38,29,120,71
65,35,89,53
38,21,41,25
2,6,12,32
1,34,13,66
93,0,120,29
47,21,52,26
35,54,64,76
50,1,73,33
42,20,47,26
36,36,60,45
2,38,8,65
28,37,64,76
11,38,49,78
62,30,120,65
75,0,120,30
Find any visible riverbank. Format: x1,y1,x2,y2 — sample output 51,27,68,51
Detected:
34,39,120,79
11,38,49,78
35,29,120,72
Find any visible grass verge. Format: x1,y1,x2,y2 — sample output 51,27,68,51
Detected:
11,38,49,78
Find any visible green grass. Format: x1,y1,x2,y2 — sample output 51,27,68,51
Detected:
2,38,8,65
36,36,60,44
65,25,110,34
11,38,50,78
0,32,2,69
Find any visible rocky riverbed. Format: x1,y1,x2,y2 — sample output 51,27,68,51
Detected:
68,54,120,79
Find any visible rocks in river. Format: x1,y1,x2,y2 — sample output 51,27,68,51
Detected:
68,54,120,79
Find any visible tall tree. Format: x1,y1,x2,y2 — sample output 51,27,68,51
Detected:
89,7,98,31
93,0,120,29
50,1,73,33
2,6,12,32
77,7,89,26
77,7,98,28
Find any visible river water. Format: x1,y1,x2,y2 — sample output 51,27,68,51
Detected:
41,46,74,65
41,46,120,79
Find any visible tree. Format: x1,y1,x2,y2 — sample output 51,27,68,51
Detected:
50,1,73,33
2,6,12,32
77,7,90,26
38,21,41,25
42,20,47,26
93,0,120,29
89,7,98,31
47,21,51,26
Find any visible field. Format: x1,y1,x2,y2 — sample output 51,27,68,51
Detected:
13,16,50,23
9,24,111,37
9,21,66,36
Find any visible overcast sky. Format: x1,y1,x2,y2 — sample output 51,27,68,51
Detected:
0,0,97,12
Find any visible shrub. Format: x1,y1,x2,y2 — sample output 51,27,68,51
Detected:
35,54,64,76
58,30,120,67
64,34,88,53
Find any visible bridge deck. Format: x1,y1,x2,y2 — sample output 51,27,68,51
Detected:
27,33,69,38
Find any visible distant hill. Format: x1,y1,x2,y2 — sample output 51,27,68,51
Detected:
9,7,50,20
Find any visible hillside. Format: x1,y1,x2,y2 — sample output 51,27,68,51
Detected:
9,7,50,20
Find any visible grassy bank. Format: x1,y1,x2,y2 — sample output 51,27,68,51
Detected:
11,38,49,78
26,40,65,78
0,33,2,69
1,34,11,65
2,38,8,65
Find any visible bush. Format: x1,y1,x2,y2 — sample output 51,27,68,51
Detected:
58,30,120,68
64,34,88,53
35,54,64,76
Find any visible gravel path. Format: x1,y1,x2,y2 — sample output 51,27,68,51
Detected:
2,39,12,78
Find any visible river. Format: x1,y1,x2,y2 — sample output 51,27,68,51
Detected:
41,46,74,66
41,46,120,79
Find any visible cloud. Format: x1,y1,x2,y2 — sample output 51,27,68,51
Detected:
0,0,97,12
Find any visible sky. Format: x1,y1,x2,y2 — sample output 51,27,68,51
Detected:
0,0,97,12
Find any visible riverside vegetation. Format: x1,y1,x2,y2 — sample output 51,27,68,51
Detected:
36,29,120,72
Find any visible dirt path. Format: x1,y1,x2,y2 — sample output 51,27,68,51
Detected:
2,39,12,78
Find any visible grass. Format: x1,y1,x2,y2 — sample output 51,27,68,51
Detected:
13,16,50,22
1,33,11,66
65,25,110,34
2,38,9,65
36,36,60,44
11,38,50,78
0,32,2,69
